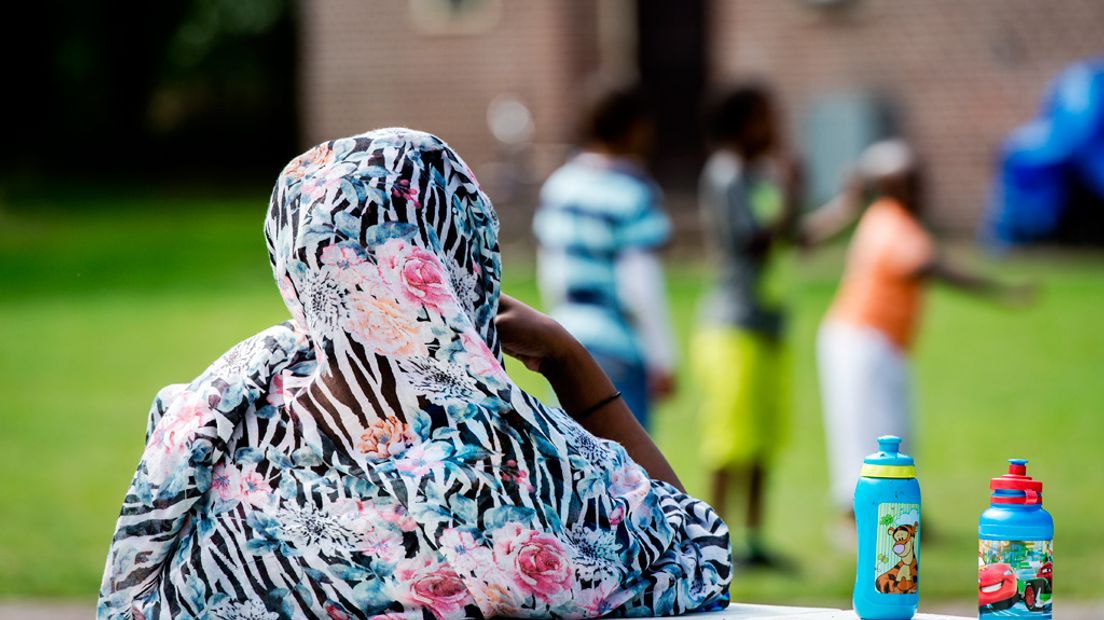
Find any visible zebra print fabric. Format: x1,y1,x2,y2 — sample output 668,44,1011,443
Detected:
99,128,731,619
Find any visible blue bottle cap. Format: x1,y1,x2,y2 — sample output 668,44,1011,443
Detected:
860,435,916,478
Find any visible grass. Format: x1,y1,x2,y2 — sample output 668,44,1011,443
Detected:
1,189,1102,606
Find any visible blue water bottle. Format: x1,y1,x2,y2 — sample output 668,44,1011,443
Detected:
853,435,920,619
978,459,1053,618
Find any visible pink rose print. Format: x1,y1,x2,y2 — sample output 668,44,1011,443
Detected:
394,556,474,620
377,239,455,312
342,288,429,357
492,523,573,602
357,417,417,460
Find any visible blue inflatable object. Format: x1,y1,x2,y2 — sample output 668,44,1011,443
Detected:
978,460,1054,618
853,436,921,619
987,58,1104,245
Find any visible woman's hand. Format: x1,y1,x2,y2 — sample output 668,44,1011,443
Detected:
495,294,576,373
495,293,685,492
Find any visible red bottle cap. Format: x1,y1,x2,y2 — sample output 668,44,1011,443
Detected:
990,459,1043,504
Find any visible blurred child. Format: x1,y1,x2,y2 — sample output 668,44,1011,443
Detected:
694,85,801,567
533,84,676,430
806,140,1034,529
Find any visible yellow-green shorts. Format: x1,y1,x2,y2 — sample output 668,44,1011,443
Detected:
692,326,790,470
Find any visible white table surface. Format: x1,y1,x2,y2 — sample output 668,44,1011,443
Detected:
696,604,967,619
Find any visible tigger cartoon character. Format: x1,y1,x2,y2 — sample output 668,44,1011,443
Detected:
876,523,919,594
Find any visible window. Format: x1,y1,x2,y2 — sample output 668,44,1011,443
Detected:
408,0,502,35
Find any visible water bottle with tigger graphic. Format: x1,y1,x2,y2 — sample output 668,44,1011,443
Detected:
853,435,921,619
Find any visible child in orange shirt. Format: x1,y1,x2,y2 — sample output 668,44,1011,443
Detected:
805,140,1033,527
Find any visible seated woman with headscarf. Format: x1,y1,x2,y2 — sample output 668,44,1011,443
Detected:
98,128,731,620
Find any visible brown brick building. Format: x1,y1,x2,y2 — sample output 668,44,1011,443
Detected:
300,0,1104,236
299,0,605,214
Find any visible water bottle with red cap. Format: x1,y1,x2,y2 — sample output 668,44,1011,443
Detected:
978,459,1053,618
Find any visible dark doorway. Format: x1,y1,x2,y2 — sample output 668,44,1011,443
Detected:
636,0,709,192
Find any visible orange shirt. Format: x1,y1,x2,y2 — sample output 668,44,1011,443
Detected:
828,199,935,351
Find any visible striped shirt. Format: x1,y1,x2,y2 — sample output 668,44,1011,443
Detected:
534,152,671,363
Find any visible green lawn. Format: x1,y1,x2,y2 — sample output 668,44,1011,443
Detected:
1,190,1102,606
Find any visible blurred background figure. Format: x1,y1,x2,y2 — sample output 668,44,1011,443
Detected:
694,84,801,568
532,83,677,430
805,139,1035,536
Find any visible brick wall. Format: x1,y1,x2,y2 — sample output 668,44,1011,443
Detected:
300,1,606,241
709,0,1104,232
300,1,598,177
301,1,1104,234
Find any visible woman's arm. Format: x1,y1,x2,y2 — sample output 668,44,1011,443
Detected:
543,337,684,491
496,294,685,491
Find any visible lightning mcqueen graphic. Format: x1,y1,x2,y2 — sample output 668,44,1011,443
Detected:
978,561,1052,613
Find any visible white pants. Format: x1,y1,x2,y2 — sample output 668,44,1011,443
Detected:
818,320,913,510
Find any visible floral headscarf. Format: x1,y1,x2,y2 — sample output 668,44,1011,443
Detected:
99,128,730,620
